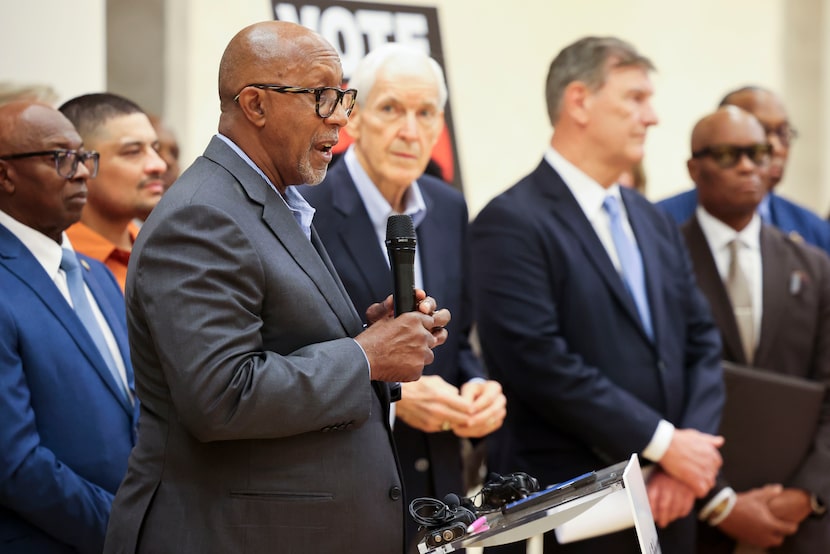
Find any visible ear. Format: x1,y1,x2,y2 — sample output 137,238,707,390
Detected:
687,158,700,184
0,161,14,194
425,111,446,150
235,88,267,128
563,81,591,126
344,104,363,140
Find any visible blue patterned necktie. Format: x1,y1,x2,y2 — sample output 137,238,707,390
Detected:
602,196,653,340
60,249,128,400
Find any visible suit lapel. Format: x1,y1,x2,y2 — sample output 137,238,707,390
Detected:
80,260,135,413
541,165,648,339
328,166,391,305
416,188,448,303
754,226,787,364
622,189,660,342
203,138,363,336
682,217,745,363
0,227,134,409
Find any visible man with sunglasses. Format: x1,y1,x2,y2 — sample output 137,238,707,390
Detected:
659,86,830,256
0,101,138,553
58,93,167,291
682,106,830,553
103,21,451,554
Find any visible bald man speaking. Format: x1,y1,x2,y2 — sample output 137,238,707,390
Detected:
103,21,451,554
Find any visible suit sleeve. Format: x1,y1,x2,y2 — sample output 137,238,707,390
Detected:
132,203,373,442
787,251,830,503
0,301,113,554
666,217,724,434
456,210,486,384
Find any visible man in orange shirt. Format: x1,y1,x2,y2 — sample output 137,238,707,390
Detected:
60,93,166,290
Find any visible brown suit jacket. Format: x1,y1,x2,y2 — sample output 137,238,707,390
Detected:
683,216,830,554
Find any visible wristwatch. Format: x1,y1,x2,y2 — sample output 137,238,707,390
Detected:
810,493,827,517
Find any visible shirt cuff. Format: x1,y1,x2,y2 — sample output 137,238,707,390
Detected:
641,419,675,462
699,487,737,526
352,338,372,379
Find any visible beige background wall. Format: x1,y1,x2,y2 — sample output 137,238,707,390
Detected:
3,0,828,217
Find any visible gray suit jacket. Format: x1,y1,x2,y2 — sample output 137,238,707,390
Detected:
104,137,405,554
683,217,830,554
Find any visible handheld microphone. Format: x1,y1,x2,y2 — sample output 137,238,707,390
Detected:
385,214,417,316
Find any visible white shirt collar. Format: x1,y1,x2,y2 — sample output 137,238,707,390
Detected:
344,145,427,231
544,146,627,221
695,205,762,253
215,133,315,240
0,209,72,279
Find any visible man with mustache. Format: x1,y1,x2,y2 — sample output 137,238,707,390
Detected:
103,21,451,554
59,93,166,291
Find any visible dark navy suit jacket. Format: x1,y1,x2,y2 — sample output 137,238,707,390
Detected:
300,160,485,543
658,188,830,255
0,224,137,554
471,161,723,554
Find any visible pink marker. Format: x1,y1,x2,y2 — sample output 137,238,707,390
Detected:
466,515,488,534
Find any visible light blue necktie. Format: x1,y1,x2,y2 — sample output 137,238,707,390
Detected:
60,249,128,400
602,196,653,339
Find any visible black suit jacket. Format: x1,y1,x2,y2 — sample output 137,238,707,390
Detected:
683,216,830,554
471,160,724,554
300,160,485,519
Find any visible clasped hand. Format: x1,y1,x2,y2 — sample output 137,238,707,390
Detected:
395,377,506,437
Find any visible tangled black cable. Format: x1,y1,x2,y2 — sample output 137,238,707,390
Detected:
409,494,476,529
410,494,478,548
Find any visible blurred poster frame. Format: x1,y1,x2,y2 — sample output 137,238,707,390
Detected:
272,0,464,192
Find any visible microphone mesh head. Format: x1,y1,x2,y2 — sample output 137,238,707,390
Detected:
386,214,416,241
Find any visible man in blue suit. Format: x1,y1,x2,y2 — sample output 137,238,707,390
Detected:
0,101,138,553
657,86,830,255
472,37,725,553
300,43,506,552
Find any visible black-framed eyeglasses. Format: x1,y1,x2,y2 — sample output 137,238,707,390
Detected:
692,143,772,169
0,149,99,179
762,124,798,147
234,84,358,118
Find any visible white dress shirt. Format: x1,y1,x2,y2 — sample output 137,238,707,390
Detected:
694,206,763,346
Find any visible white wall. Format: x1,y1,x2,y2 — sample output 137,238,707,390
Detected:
4,0,827,216
0,0,106,103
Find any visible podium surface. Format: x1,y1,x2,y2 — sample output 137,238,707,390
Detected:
419,455,660,553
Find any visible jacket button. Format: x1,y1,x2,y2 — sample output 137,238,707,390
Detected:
389,486,402,500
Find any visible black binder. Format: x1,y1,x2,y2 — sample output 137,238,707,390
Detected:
719,361,826,491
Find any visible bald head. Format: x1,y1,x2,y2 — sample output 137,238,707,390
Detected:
688,106,769,230
718,86,791,187
0,101,89,242
218,21,336,112
215,21,348,192
690,105,762,153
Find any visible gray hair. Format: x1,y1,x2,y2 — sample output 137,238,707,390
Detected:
545,36,654,125
349,43,448,110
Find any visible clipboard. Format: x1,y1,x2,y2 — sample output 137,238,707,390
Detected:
719,361,826,490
